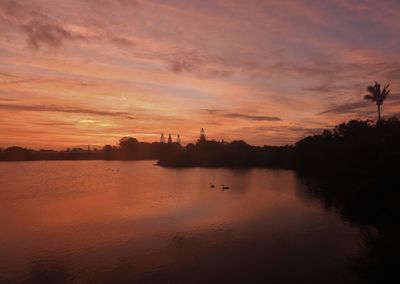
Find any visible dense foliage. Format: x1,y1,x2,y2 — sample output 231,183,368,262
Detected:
158,118,400,179
293,118,400,177
158,140,292,168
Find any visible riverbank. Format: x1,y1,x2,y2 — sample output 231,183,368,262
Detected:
158,118,400,176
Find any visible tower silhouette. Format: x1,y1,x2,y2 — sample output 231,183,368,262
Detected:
199,128,206,142
168,133,172,144
160,133,165,143
177,134,181,144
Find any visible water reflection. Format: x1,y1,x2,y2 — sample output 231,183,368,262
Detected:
28,261,71,284
293,172,400,283
0,161,364,283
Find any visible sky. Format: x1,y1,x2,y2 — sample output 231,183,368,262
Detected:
0,0,400,149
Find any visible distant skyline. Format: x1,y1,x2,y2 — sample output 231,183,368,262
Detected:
1,0,400,149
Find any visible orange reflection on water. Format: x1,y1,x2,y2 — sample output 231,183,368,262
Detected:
0,161,362,283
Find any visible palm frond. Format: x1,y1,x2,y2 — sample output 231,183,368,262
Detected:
366,85,376,95
381,84,391,99
374,81,381,90
364,94,374,100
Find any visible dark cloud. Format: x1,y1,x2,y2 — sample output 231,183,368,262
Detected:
0,0,34,21
22,20,73,49
241,125,332,139
168,59,232,77
318,101,369,115
0,0,74,49
202,109,222,115
109,35,135,47
224,113,281,121
303,83,341,93
166,49,232,78
202,109,281,121
303,82,368,100
0,0,71,49
241,56,343,80
0,72,20,79
0,103,136,119
0,97,17,102
325,86,400,117
21,19,135,49
34,121,76,127
165,51,339,81
248,56,399,85
169,60,195,73
0,78,34,85
252,125,324,135
0,0,135,49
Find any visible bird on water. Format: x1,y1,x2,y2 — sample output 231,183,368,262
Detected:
222,184,230,190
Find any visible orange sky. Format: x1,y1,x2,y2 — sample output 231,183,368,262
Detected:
0,0,400,149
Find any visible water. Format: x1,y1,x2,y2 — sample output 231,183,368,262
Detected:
0,161,364,283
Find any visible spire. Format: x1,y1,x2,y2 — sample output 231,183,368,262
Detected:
199,128,206,142
160,132,165,143
177,134,181,144
168,133,172,144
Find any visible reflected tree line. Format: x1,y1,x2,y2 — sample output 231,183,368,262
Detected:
295,133,400,283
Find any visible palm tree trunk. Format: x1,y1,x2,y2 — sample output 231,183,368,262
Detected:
377,104,381,121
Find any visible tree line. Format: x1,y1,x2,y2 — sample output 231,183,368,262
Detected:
4,116,399,182
0,137,182,161
158,118,400,176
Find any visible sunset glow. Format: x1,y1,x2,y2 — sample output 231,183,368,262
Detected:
1,0,399,148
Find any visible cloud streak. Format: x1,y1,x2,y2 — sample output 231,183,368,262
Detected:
319,101,371,115
0,103,136,119
202,109,282,121
223,113,281,121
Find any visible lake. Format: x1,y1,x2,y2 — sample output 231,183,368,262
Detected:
0,160,364,283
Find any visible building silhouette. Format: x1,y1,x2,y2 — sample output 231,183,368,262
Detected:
177,134,181,144
199,128,206,142
168,133,172,144
160,133,165,143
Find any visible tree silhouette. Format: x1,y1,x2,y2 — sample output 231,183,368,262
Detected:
364,82,390,122
119,136,139,148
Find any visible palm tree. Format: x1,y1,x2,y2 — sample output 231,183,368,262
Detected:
364,81,391,122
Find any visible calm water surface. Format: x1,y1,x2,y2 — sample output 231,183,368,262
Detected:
0,161,364,283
